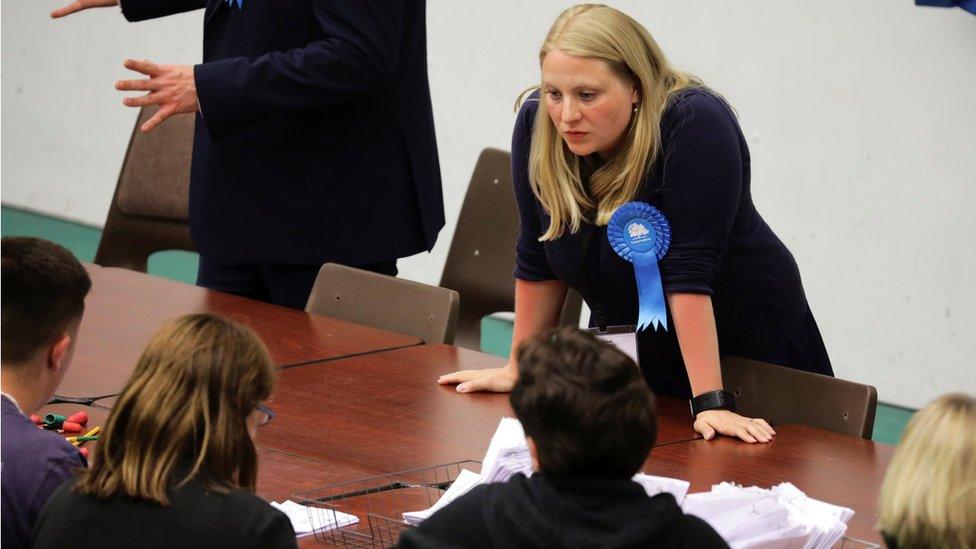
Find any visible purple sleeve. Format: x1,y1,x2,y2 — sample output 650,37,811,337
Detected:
655,91,744,295
512,97,558,281
28,444,85,533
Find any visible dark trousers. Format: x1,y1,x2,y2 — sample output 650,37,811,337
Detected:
197,256,398,310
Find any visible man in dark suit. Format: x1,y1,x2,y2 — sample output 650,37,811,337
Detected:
52,0,444,308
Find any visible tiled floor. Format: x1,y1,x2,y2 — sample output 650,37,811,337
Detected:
1,204,913,444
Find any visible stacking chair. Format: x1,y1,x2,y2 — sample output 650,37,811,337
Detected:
305,263,460,345
94,106,196,271
721,356,878,439
439,148,583,350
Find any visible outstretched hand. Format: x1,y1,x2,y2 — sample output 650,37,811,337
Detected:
694,409,776,443
116,59,198,132
437,364,518,394
50,0,118,18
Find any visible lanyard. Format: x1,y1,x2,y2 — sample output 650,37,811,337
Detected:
580,225,609,330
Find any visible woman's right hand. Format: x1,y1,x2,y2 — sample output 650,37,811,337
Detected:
51,0,118,19
437,363,518,394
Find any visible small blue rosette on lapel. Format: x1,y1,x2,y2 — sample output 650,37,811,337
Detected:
226,0,242,8
607,202,672,331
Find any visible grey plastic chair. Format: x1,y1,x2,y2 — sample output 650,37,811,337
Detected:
721,356,879,439
439,148,582,350
306,263,460,345
94,106,196,272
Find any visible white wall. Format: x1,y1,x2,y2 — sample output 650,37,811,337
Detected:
2,0,974,408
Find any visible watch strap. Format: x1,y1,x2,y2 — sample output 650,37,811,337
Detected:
689,390,736,417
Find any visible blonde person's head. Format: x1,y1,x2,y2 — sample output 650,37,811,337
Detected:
520,3,701,240
76,314,276,505
878,393,976,548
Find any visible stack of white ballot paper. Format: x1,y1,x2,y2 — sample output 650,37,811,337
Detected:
681,482,854,549
270,499,359,537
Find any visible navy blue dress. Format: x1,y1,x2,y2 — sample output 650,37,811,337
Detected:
513,89,832,398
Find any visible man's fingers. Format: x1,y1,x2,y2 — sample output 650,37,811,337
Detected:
124,58,160,77
116,78,154,92
50,1,85,18
123,91,163,108
140,106,171,132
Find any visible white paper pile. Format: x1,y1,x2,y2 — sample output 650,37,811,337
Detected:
401,418,697,527
479,417,534,483
270,499,359,538
402,468,485,526
682,482,853,549
631,473,691,504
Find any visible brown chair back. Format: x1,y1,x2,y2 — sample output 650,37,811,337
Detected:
439,148,582,350
721,356,878,439
94,106,196,271
306,263,460,345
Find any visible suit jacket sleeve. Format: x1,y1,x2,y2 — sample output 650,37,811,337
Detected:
118,0,207,22
194,0,406,140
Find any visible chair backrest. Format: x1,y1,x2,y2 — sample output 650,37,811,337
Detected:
306,263,460,345
721,356,878,439
439,148,582,349
94,106,196,272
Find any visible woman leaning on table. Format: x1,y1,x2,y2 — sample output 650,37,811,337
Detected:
440,4,833,444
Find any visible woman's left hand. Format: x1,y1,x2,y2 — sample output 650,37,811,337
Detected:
693,409,776,443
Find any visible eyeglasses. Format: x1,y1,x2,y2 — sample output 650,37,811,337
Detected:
255,402,275,427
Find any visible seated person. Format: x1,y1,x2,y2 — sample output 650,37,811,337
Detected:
398,328,727,548
878,393,976,549
33,314,297,549
2,237,91,549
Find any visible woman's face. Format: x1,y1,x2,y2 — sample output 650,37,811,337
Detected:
542,49,638,158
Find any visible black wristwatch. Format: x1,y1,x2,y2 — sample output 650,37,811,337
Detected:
690,390,736,417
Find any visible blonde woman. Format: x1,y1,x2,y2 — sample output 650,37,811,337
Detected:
878,393,976,549
441,4,832,443
33,314,296,549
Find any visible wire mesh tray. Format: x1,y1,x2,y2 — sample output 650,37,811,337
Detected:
292,460,481,547
292,460,880,548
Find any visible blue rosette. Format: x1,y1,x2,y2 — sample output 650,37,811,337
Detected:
607,202,672,331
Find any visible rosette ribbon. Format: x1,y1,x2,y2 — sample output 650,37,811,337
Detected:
226,0,243,8
607,202,672,331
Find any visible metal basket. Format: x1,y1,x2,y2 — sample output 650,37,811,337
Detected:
838,537,881,548
292,460,481,547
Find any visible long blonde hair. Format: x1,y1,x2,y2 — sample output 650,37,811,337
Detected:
878,393,976,548
76,314,276,504
521,4,701,240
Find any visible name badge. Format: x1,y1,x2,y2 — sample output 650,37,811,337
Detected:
586,325,640,367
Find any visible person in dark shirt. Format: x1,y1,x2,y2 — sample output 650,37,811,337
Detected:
1,237,92,549
51,0,444,310
440,4,830,444
33,314,296,549
400,328,727,549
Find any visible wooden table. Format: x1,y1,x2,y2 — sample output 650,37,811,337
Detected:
258,345,700,473
644,425,893,545
58,266,422,399
45,269,892,546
